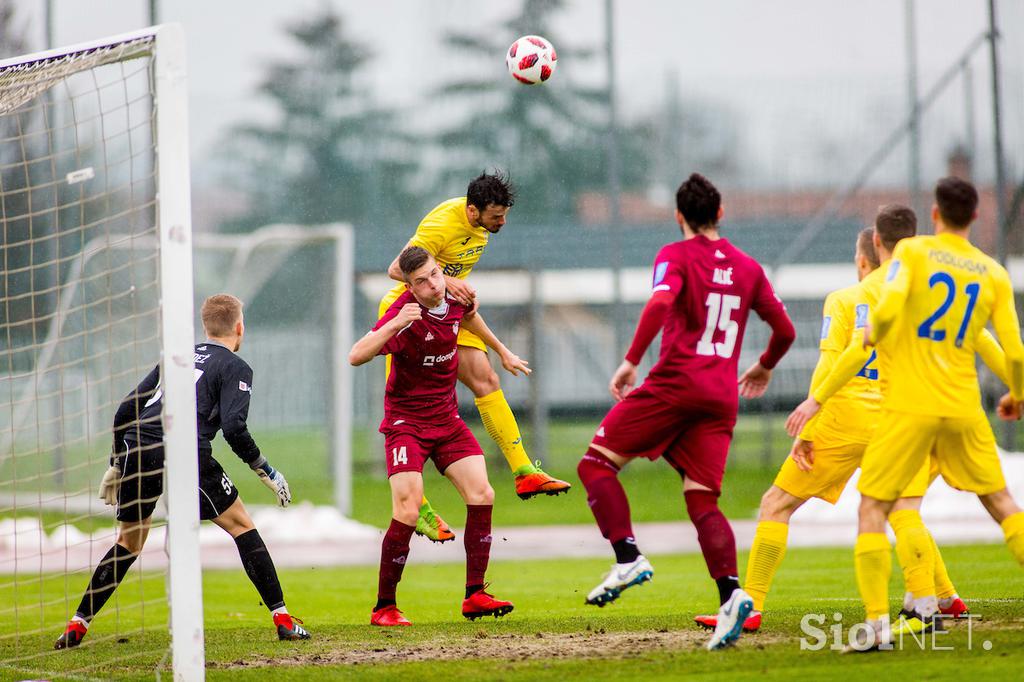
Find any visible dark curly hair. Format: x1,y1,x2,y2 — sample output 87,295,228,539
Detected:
467,170,515,211
675,173,721,231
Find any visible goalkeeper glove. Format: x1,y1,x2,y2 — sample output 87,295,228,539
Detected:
98,464,122,506
250,457,291,508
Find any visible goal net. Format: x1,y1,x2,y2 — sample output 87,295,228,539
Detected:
0,25,203,680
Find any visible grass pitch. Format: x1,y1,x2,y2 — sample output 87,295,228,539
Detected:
2,543,1022,680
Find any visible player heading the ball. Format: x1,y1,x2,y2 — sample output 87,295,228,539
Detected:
351,247,530,626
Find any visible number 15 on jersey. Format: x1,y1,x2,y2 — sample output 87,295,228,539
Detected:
697,293,741,359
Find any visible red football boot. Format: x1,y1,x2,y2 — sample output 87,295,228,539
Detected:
274,613,311,640
462,587,514,620
694,610,762,633
370,605,412,626
514,463,571,500
54,619,88,649
939,597,971,620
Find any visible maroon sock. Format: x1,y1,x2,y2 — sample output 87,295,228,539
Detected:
377,518,415,602
464,504,493,587
685,489,738,580
577,449,635,545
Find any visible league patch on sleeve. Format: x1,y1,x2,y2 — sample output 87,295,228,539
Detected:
854,304,869,329
820,315,832,340
652,261,669,287
886,260,901,282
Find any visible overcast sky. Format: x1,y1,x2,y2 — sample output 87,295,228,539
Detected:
7,0,1023,187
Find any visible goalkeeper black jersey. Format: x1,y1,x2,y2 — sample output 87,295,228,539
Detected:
112,341,261,465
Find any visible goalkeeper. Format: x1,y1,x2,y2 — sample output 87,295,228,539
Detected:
55,294,310,649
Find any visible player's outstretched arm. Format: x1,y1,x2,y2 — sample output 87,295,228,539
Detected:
349,303,422,366
867,247,912,345
785,340,871,437
461,311,530,376
990,270,1024,402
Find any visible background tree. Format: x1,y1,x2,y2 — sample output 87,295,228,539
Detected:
217,9,419,232
432,0,652,222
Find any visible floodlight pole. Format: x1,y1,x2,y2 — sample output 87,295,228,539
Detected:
987,0,1008,265
604,0,626,363
905,0,923,221
986,0,1013,448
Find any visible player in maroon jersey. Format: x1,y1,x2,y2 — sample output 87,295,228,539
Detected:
349,246,530,626
578,173,796,650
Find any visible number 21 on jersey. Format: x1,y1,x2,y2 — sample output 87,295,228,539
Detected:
697,293,741,358
917,272,980,348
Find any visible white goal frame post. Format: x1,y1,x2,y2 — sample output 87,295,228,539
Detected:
0,24,204,680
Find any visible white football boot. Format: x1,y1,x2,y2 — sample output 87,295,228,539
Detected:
585,555,654,607
706,588,754,650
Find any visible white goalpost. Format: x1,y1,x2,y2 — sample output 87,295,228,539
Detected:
0,25,203,680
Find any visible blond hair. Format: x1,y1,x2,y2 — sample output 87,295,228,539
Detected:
201,294,243,337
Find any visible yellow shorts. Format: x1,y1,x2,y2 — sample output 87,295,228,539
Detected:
773,434,866,504
378,289,487,377
859,409,1006,501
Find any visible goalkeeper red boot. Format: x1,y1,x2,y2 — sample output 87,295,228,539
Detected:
274,613,311,640
514,462,571,500
939,596,971,619
54,619,88,649
370,605,412,627
462,586,514,620
694,610,762,633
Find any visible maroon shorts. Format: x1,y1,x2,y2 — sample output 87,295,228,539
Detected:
381,417,483,477
591,386,736,492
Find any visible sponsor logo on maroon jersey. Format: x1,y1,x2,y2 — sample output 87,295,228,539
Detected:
423,347,457,367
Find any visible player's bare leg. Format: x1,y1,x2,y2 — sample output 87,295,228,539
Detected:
211,498,310,639
578,444,654,607
459,345,570,499
444,455,514,619
978,487,1024,569
56,518,151,649
372,471,421,626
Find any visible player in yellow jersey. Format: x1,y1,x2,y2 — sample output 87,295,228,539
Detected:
849,177,1024,651
698,208,960,635
380,172,571,542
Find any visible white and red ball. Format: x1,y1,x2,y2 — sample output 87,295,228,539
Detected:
506,35,557,85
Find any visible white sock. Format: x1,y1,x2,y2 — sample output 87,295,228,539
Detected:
913,595,938,619
902,591,914,611
71,615,89,629
271,606,289,617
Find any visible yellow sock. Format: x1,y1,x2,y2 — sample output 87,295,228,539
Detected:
744,521,788,612
855,532,892,620
1001,511,1024,566
889,509,934,599
475,389,531,473
928,531,956,599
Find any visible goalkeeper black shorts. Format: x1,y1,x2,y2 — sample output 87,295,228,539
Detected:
116,438,239,522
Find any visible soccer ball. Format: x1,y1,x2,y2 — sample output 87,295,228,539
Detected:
506,35,557,85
